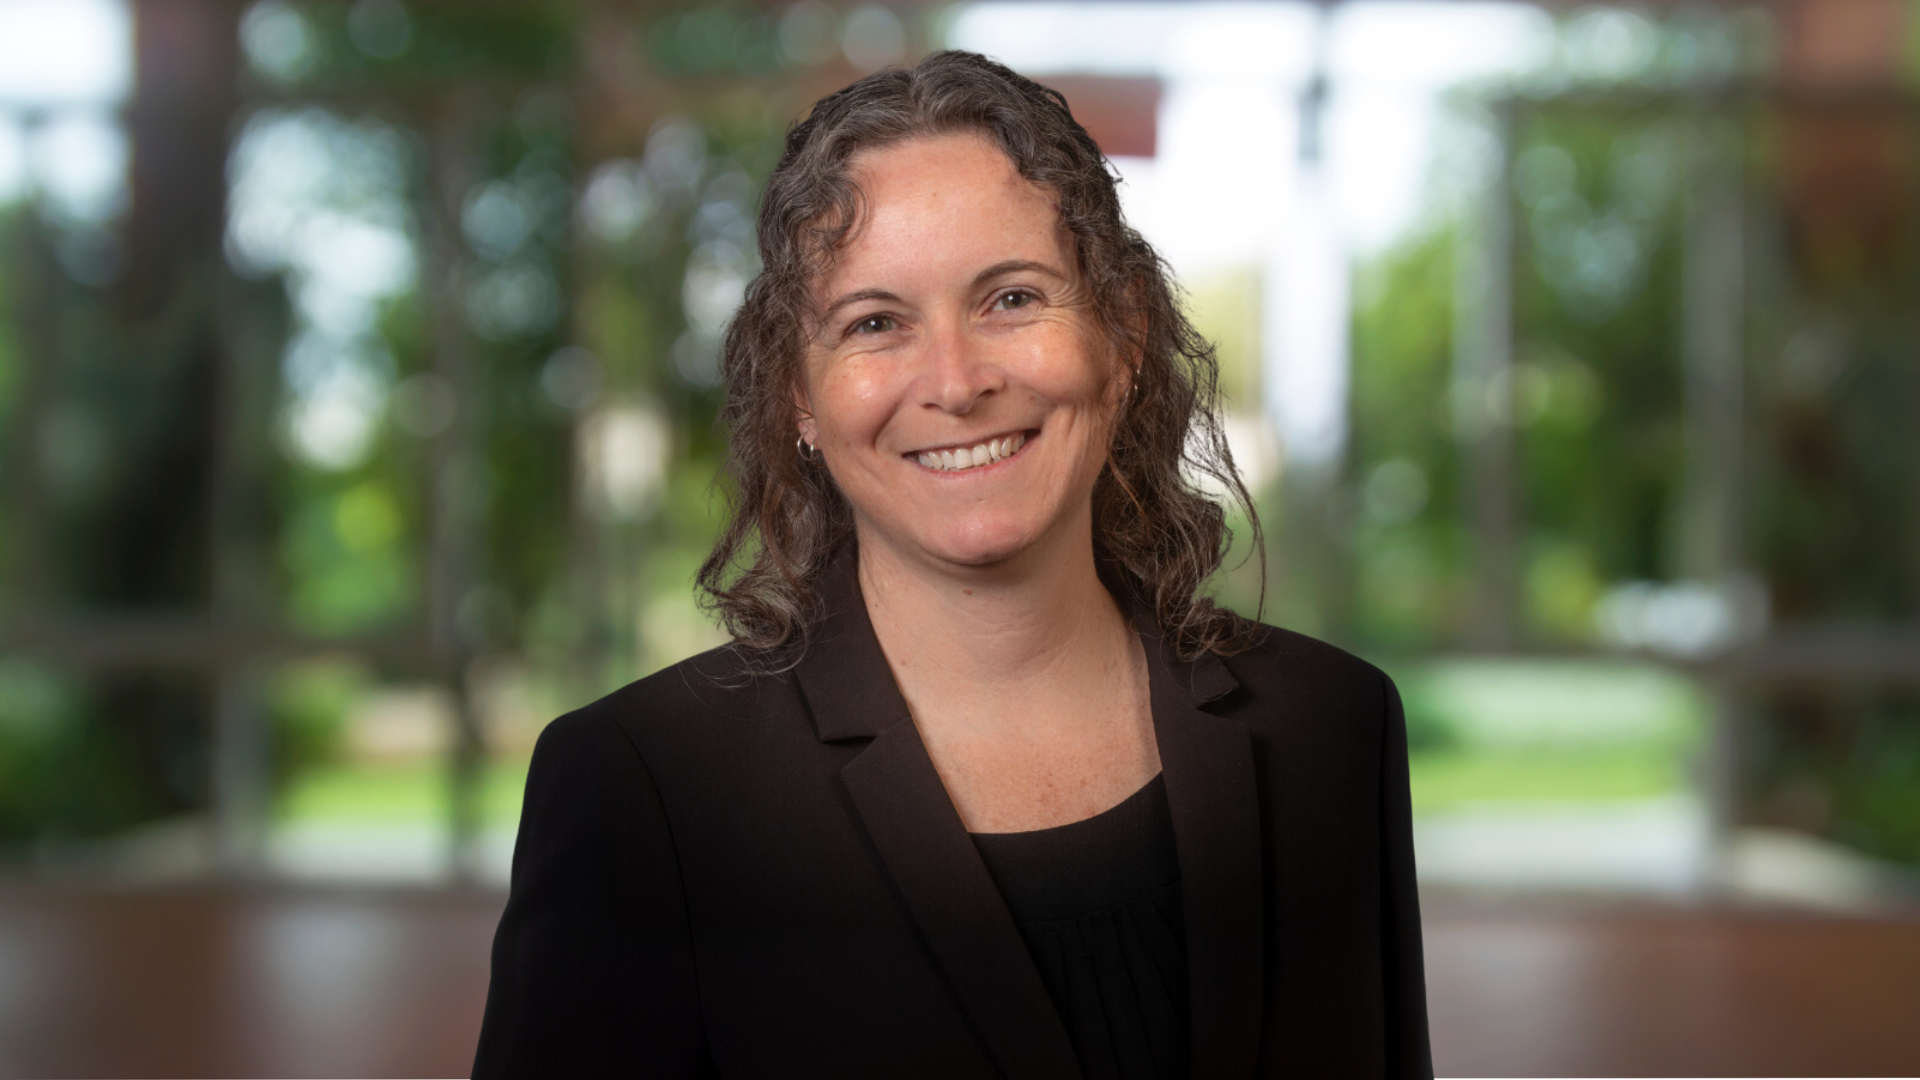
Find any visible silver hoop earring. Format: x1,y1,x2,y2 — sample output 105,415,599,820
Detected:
797,435,819,462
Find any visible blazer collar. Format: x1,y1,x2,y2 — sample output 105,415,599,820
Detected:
792,547,915,742
1140,624,1267,1078
1113,573,1267,1075
795,545,1264,1079
1116,582,1240,705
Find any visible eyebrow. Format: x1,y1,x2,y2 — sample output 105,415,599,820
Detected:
821,288,903,318
971,259,1069,287
819,260,1071,318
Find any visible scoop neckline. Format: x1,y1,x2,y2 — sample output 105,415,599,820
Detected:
968,771,1166,840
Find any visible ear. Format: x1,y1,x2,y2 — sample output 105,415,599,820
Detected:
1113,279,1151,400
1111,362,1143,418
791,386,819,446
1110,318,1148,408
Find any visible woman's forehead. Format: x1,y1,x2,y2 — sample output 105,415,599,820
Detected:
818,133,1073,296
847,133,1054,223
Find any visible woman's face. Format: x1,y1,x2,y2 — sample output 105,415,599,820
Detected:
797,132,1123,575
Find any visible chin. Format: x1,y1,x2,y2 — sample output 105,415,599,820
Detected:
917,518,1050,568
929,543,1024,568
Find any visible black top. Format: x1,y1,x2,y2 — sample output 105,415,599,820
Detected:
972,774,1189,1080
473,547,1432,1079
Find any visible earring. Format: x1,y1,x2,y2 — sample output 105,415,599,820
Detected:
796,434,819,462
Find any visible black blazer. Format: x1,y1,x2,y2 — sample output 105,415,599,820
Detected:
474,557,1432,1079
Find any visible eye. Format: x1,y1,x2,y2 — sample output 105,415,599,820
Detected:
993,289,1037,312
851,313,897,335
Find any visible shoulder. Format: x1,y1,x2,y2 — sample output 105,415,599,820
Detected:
533,641,804,764
1214,622,1396,732
1223,622,1392,691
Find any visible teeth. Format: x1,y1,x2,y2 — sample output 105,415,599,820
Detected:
914,432,1027,472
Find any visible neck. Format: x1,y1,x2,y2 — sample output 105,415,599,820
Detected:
854,512,1133,723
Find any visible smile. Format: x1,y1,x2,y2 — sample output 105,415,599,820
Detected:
910,431,1028,473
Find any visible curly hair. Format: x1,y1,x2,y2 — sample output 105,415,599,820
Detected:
697,49,1263,661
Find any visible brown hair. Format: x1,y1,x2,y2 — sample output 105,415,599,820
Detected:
697,50,1262,660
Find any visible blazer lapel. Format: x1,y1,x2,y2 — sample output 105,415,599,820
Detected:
796,552,1082,1080
841,722,1083,1080
1140,620,1267,1079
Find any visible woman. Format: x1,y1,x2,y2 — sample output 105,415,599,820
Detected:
475,51,1430,1080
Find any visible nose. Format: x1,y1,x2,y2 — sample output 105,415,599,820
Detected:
920,319,1003,415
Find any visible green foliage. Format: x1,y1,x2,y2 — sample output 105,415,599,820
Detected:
0,659,85,844
1348,225,1468,648
1835,756,1920,868
247,2,571,91
0,211,20,417
1756,693,1920,869
266,657,368,792
1749,301,1920,623
282,480,416,634
1512,108,1688,637
1350,106,1701,651
0,660,196,849
465,121,578,650
1399,690,1461,754
647,3,790,78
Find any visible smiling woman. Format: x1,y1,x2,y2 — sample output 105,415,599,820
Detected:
474,51,1431,1080
706,54,1256,664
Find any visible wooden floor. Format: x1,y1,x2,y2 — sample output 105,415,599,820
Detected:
1424,902,1920,1077
1,886,1917,1078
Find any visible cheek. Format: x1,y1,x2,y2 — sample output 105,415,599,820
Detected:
814,358,904,441
1020,327,1118,410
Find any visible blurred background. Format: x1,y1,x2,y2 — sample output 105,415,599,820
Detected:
0,0,1917,1075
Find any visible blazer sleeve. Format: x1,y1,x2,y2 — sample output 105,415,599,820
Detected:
1379,672,1435,1079
472,707,715,1079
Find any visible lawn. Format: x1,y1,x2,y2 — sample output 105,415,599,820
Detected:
1395,656,1706,813
278,758,531,825
1407,744,1687,813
